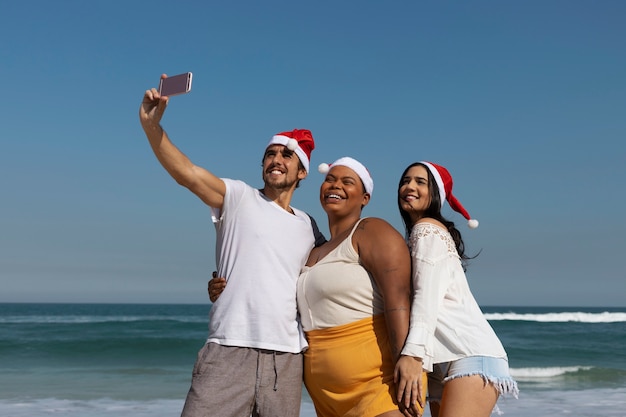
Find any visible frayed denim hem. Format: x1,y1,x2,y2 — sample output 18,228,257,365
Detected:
440,373,520,415
443,372,519,398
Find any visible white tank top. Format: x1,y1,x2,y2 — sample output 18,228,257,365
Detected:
297,218,384,331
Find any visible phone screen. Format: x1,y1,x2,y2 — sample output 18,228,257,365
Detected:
158,72,193,96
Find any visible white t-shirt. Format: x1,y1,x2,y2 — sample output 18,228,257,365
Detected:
206,179,315,353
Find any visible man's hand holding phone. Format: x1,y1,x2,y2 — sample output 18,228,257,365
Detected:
139,72,193,129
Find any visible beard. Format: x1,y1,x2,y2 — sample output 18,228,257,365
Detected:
263,171,298,191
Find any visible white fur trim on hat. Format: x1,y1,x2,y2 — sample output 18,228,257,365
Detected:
421,161,446,205
318,157,374,195
267,135,309,172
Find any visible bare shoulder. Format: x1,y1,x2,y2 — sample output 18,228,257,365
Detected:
355,217,410,273
357,217,399,235
355,217,404,245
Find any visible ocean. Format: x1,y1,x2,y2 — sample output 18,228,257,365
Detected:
1,303,625,417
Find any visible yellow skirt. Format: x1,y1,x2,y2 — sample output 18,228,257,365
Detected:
304,314,426,417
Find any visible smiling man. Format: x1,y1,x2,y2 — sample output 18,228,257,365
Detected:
139,82,323,417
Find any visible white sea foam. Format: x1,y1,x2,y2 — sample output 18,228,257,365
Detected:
3,389,626,417
510,366,592,379
0,398,184,417
0,398,316,417
484,311,626,323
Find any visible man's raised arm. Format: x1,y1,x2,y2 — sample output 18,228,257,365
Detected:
139,77,226,208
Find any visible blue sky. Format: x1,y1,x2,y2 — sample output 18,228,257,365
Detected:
1,1,624,306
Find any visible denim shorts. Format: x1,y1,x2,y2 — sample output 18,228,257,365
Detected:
427,356,519,403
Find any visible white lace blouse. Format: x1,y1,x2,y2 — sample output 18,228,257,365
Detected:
400,222,508,372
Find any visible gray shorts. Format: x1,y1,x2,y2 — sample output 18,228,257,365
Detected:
181,342,303,417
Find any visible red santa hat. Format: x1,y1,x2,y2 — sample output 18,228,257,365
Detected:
421,161,479,229
317,156,374,196
266,129,315,173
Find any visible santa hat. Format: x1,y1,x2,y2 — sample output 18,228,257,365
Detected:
318,157,374,196
421,161,479,229
266,129,315,173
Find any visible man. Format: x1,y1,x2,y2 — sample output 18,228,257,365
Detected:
139,77,323,417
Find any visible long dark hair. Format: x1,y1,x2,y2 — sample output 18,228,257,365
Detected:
397,162,474,264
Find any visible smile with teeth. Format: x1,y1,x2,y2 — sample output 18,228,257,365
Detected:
326,193,343,200
403,195,417,202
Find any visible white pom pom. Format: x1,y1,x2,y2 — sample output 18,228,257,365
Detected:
318,163,330,174
468,219,479,229
286,138,298,151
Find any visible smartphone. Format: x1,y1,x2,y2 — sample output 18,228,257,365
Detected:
158,72,193,96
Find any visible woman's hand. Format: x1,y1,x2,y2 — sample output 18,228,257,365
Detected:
208,271,226,302
395,355,426,417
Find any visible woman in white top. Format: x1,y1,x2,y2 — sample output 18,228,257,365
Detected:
397,161,518,417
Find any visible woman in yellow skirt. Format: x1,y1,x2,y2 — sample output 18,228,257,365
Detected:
297,157,426,417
